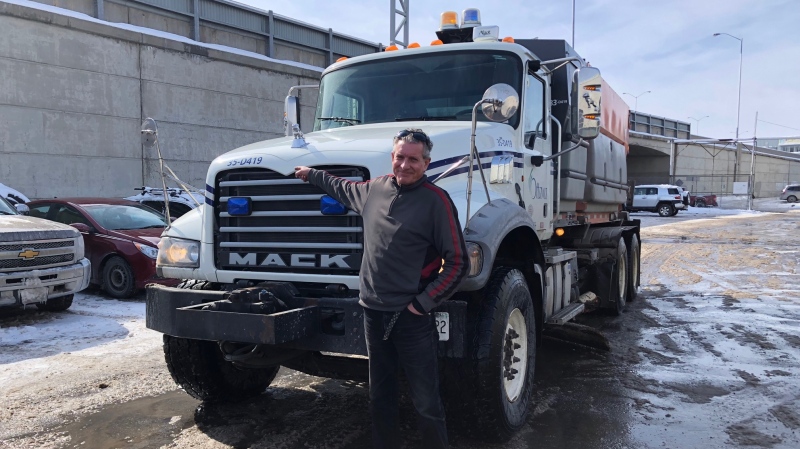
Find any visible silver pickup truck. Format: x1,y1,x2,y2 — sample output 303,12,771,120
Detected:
0,196,90,311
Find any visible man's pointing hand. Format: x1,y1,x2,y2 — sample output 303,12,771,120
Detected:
294,166,311,182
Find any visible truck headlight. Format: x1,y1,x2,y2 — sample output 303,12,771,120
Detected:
157,237,200,268
466,242,483,277
134,242,159,259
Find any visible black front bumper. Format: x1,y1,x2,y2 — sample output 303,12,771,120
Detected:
146,284,468,358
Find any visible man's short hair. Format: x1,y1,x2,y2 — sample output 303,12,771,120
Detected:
393,128,433,159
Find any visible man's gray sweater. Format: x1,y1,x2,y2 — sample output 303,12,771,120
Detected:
307,168,469,313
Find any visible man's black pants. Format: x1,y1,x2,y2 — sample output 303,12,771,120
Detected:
363,307,448,449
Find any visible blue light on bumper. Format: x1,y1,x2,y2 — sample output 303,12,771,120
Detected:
227,197,251,216
321,195,346,215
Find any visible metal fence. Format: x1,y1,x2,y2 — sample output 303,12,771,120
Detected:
89,0,382,65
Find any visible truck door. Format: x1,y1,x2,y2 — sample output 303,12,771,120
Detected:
521,65,552,237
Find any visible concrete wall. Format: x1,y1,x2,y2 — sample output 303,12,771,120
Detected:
0,2,321,199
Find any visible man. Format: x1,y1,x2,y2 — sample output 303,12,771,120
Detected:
294,128,469,449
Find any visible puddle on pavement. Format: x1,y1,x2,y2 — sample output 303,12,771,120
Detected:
60,390,199,448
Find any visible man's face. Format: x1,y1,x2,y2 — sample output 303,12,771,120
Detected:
391,141,430,185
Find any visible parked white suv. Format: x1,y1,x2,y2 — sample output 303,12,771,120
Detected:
627,184,686,217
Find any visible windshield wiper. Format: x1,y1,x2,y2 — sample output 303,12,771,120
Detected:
317,117,361,126
395,115,457,121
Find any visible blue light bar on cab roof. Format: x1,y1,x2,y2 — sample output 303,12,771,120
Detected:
227,197,251,216
462,8,481,27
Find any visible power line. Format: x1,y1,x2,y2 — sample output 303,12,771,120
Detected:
757,119,800,132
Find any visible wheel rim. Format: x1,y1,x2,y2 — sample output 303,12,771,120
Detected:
110,266,128,290
503,308,527,402
789,196,797,203
659,205,670,216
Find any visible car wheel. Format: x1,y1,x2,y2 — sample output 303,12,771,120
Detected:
787,195,798,203
102,256,136,298
657,203,674,217
35,294,74,312
695,198,706,208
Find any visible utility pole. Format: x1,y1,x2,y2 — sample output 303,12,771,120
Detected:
748,111,757,211
390,0,410,48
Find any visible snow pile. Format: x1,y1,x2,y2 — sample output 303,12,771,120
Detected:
124,187,203,209
0,291,159,369
0,182,30,205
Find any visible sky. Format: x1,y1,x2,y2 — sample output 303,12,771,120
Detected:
238,0,800,140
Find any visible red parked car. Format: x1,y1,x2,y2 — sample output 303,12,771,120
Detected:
26,198,178,298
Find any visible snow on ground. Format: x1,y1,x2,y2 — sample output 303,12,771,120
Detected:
0,290,160,389
629,210,800,447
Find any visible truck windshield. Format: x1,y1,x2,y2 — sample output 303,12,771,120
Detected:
314,50,523,131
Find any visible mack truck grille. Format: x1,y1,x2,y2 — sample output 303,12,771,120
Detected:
215,166,368,275
0,239,76,272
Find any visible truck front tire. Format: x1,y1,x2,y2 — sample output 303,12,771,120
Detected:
162,280,279,402
163,335,279,402
451,267,536,442
35,294,73,312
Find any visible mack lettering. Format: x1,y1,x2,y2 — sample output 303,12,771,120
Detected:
227,252,356,269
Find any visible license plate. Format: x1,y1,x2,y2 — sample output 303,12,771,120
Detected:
435,312,449,341
19,287,48,305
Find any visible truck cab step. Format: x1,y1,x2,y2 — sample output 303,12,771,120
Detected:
546,302,584,325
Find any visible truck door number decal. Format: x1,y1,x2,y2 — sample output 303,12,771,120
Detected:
496,137,513,147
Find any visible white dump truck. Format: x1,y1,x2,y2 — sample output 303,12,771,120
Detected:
145,9,639,441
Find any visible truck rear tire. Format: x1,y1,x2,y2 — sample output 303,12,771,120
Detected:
626,234,640,302
612,237,628,315
454,267,536,442
163,280,278,402
35,294,73,312
657,203,674,217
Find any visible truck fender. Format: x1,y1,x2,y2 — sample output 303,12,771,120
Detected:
459,198,545,293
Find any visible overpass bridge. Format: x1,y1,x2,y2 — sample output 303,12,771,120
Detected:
627,112,800,198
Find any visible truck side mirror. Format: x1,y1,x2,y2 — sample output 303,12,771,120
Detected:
15,204,29,215
572,67,602,140
284,96,299,136
480,83,519,122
